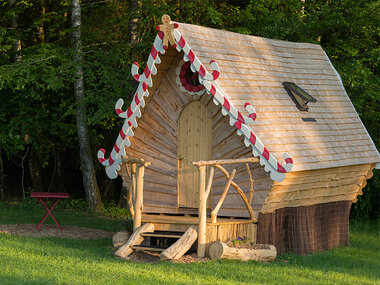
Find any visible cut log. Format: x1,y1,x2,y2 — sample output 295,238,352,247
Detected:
114,223,154,258
112,231,132,248
209,241,277,262
193,157,259,166
160,226,198,260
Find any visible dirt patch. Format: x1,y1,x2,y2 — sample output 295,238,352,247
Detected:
126,251,161,263
172,252,209,263
117,251,209,263
0,224,115,239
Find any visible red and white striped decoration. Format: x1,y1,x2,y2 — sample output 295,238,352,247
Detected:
97,34,164,179
131,34,165,87
172,28,293,182
98,23,293,182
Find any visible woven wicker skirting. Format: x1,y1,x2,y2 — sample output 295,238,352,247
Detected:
257,201,352,255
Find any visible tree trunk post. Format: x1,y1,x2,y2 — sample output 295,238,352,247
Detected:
197,165,207,257
133,164,144,231
71,0,102,210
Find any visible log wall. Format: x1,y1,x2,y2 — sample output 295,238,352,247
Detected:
125,53,272,216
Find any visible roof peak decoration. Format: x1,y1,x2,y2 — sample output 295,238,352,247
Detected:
176,60,206,95
97,18,293,182
157,14,178,50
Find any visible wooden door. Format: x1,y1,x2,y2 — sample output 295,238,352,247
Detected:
177,101,212,208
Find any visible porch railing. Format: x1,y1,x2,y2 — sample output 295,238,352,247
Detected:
193,157,259,257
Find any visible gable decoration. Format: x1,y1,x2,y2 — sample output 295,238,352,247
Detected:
97,15,294,182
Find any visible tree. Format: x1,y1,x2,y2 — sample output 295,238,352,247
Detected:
71,0,102,210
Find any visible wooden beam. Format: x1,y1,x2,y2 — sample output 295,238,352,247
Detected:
205,166,215,199
215,164,256,221
246,163,254,204
122,157,151,167
131,164,136,216
211,169,236,223
133,165,145,231
193,157,259,167
127,175,135,218
160,226,198,260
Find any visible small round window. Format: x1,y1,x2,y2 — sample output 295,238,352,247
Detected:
177,61,205,95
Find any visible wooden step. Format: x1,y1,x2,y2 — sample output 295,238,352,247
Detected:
131,245,166,252
140,232,183,239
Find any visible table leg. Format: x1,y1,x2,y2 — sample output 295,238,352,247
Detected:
36,198,62,231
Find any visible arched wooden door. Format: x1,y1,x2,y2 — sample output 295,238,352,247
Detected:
177,101,212,208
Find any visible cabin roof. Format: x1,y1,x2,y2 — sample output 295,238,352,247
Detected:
98,21,380,181
176,23,380,172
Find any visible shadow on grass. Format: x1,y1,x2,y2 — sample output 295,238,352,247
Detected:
0,201,123,232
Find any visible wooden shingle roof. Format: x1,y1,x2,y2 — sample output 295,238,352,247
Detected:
177,23,380,172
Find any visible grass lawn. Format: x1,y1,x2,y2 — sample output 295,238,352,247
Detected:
0,202,379,284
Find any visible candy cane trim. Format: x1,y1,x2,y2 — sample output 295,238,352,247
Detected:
98,24,293,181
97,34,164,179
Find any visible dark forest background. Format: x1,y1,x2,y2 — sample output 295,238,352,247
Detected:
0,0,378,221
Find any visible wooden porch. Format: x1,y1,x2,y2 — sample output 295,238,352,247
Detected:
140,214,257,254
142,214,256,243
120,157,259,257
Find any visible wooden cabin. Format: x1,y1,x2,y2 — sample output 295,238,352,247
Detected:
98,19,380,257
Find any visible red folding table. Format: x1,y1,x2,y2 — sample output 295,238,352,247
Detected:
30,192,69,231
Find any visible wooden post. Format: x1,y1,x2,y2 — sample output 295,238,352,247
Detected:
205,166,214,199
131,164,136,206
197,165,207,257
127,179,135,218
215,164,256,221
133,164,144,231
246,163,254,204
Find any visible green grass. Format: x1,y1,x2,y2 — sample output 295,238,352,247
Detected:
0,202,379,284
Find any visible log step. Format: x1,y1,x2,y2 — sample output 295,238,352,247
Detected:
140,232,183,239
130,245,166,252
